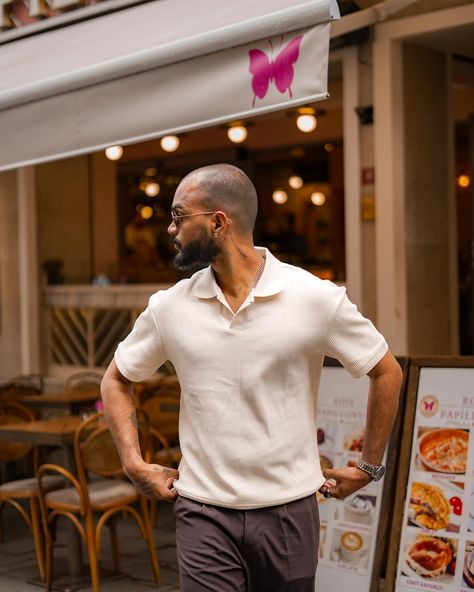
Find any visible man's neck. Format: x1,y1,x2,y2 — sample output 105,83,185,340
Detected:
212,243,263,304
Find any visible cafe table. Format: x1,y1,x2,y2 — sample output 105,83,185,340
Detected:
0,416,84,585
18,388,100,415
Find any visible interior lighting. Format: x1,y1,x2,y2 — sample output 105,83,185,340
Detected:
324,143,334,152
104,145,123,160
311,192,326,206
160,136,180,152
272,189,288,204
458,174,471,188
145,182,160,197
289,175,303,189
227,125,248,144
296,107,317,133
140,206,153,219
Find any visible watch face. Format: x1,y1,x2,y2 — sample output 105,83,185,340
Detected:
374,465,386,481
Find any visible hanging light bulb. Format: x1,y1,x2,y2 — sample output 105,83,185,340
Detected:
289,175,303,189
105,145,123,160
160,136,180,152
272,189,288,204
296,107,317,133
311,192,326,206
145,182,160,197
227,124,248,143
457,174,470,188
140,206,153,219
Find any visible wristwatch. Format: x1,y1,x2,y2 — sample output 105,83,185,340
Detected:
356,458,385,482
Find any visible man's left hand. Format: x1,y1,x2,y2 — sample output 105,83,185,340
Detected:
318,466,372,499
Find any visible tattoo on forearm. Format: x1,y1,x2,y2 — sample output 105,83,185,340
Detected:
133,467,175,499
130,411,137,428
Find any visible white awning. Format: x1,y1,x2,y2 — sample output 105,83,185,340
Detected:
0,0,339,171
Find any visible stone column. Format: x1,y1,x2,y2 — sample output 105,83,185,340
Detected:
402,43,458,354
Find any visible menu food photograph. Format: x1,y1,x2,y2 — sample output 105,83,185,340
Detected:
315,366,387,591
395,367,474,592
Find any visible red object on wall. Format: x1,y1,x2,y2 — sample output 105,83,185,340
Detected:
361,167,375,185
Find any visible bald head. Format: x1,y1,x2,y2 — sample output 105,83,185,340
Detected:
181,164,258,235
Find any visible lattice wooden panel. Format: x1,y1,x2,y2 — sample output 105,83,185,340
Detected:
47,307,139,369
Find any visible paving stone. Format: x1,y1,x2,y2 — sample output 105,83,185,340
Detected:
0,501,180,591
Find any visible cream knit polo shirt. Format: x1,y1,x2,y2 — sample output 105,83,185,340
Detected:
115,247,388,509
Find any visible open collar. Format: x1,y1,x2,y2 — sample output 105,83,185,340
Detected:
192,247,285,300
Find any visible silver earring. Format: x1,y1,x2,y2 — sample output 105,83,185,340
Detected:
214,232,218,238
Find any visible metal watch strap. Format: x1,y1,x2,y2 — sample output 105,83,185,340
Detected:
356,458,384,480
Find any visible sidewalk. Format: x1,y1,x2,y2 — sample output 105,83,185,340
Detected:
0,500,180,591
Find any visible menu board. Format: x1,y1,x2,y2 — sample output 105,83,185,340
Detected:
395,367,474,592
315,365,387,591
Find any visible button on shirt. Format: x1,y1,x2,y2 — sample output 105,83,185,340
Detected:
114,247,388,509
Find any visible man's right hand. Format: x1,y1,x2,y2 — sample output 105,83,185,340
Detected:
125,460,179,501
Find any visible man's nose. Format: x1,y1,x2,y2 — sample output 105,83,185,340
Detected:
167,221,177,235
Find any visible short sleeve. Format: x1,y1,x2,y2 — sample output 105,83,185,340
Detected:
114,293,167,381
323,290,388,378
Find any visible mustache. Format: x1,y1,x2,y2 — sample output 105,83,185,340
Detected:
171,237,181,248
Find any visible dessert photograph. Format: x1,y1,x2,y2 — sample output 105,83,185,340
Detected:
463,541,474,588
416,427,469,475
401,532,457,581
343,424,365,452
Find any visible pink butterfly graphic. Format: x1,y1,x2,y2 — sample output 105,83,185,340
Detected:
248,35,304,107
424,400,435,411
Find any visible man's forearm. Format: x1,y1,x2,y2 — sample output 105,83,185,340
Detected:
362,356,402,465
101,364,144,474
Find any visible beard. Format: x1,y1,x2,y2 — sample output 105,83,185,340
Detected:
172,230,221,272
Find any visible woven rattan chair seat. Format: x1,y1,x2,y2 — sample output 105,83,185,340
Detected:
45,478,137,510
0,474,64,496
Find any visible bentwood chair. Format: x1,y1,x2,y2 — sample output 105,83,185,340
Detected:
0,374,43,402
141,393,180,448
0,402,63,580
37,412,160,592
64,371,103,395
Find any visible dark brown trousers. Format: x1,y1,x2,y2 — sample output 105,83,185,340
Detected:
174,494,319,592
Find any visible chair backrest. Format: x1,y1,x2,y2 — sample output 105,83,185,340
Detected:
141,394,180,442
0,402,35,462
0,374,43,400
74,411,150,483
65,371,103,395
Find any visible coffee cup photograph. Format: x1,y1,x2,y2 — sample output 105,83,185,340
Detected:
330,527,370,568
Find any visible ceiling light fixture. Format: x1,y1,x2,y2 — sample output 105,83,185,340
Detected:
105,145,123,160
227,123,248,144
296,107,317,133
272,189,288,204
145,182,160,197
289,175,303,189
140,206,154,219
160,135,180,152
311,192,326,206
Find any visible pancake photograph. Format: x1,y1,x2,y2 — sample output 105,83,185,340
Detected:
409,482,450,531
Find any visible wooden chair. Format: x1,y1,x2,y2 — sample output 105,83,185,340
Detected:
141,393,180,447
0,402,63,580
0,374,43,402
37,412,160,592
64,371,103,395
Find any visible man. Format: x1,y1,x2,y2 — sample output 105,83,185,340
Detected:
101,164,402,592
